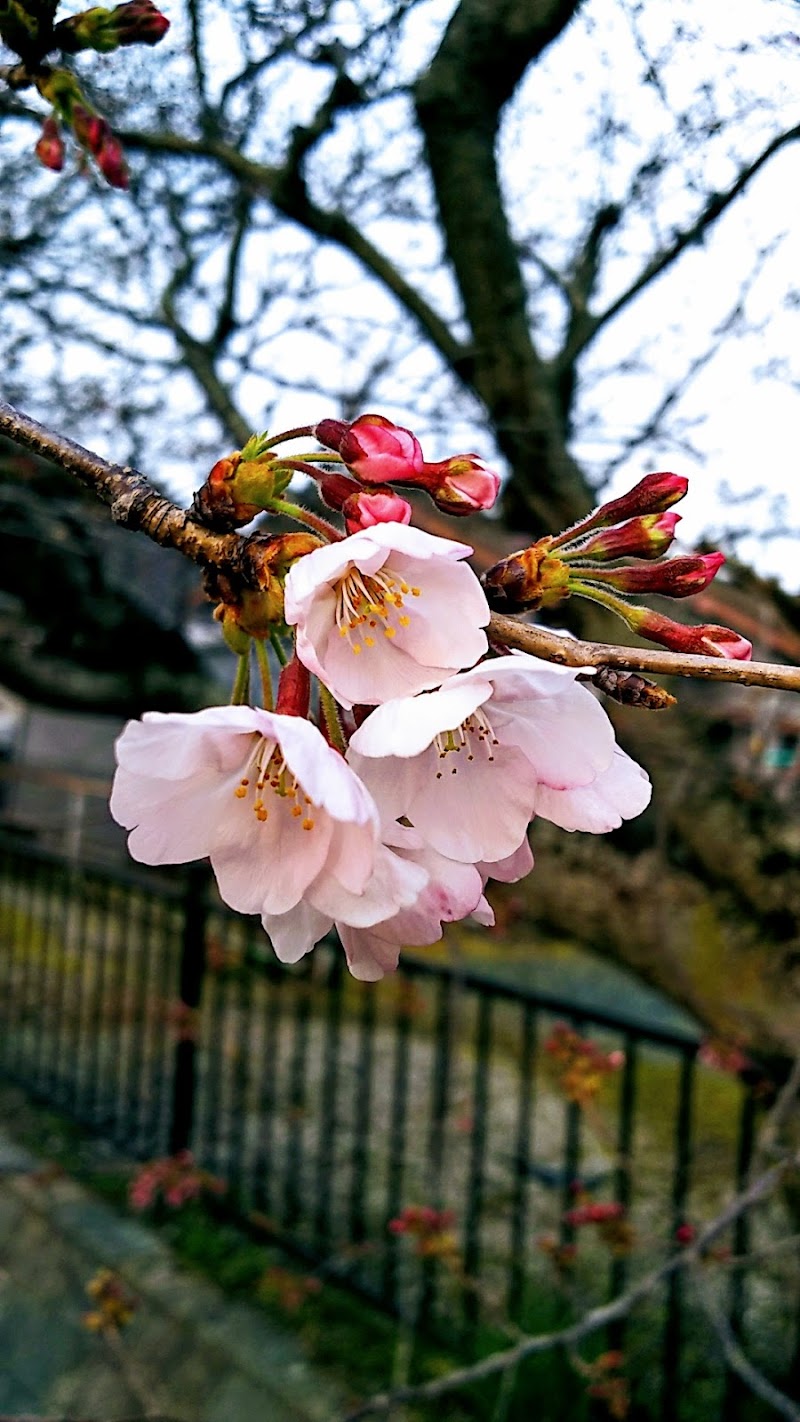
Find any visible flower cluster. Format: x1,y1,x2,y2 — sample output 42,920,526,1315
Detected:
110,412,751,982
388,1204,458,1259
562,1197,634,1255
128,1150,226,1211
482,470,752,660
82,1268,137,1334
544,1023,625,1106
22,1,170,188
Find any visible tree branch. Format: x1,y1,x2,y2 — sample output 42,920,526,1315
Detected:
117,129,468,378
559,123,800,368
0,401,248,580
489,614,800,693
337,1153,797,1420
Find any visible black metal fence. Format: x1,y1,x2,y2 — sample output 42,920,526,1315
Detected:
0,831,798,1418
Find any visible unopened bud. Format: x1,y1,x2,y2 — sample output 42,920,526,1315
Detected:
72,104,106,154
482,540,570,612
35,117,65,172
109,0,170,45
565,513,680,563
416,454,500,515
275,656,311,718
317,413,424,484
591,472,689,527
629,609,753,660
193,455,260,529
95,131,128,189
581,552,725,598
54,0,169,53
317,471,363,512
342,487,412,534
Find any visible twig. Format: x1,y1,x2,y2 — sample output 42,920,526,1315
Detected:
0,401,248,581
335,1153,797,1420
696,1281,800,1422
489,614,800,694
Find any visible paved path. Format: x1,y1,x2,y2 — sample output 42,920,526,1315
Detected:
0,1131,345,1421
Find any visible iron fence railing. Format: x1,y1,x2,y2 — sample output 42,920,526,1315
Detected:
0,831,798,1418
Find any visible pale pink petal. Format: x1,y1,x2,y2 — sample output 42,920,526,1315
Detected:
212,800,335,914
535,746,652,832
470,895,496,927
337,923,405,981
262,903,333,964
479,836,534,884
309,841,427,927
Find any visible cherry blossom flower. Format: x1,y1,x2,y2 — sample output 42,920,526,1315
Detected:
110,705,400,921
347,653,650,862
262,825,486,981
284,523,490,708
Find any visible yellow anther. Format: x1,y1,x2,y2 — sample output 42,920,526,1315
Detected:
399,615,410,627
292,804,302,817
384,627,396,638
364,636,375,647
234,786,247,799
256,808,268,822
411,587,421,596
352,643,362,654
302,817,314,831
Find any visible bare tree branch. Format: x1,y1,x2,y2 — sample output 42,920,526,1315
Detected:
336,1153,798,1419
559,122,800,368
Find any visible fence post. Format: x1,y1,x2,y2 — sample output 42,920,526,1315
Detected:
169,865,208,1155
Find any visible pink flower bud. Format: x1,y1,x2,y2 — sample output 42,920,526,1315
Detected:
275,657,311,718
35,117,65,172
111,0,170,45
342,488,412,534
72,105,106,154
95,131,129,189
317,414,424,483
567,513,680,563
675,1223,696,1246
592,472,689,527
416,454,501,515
630,609,753,660
581,552,725,599
318,470,362,511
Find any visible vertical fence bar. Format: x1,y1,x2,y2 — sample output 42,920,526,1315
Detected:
423,973,455,1318
559,1099,583,1249
314,949,344,1253
508,1002,537,1322
721,1085,757,1421
348,982,377,1250
169,868,207,1155
608,1034,638,1350
661,1048,695,1422
225,938,252,1193
85,876,113,1126
383,972,413,1306
283,969,312,1230
462,992,493,1336
32,860,60,1093
251,964,281,1217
